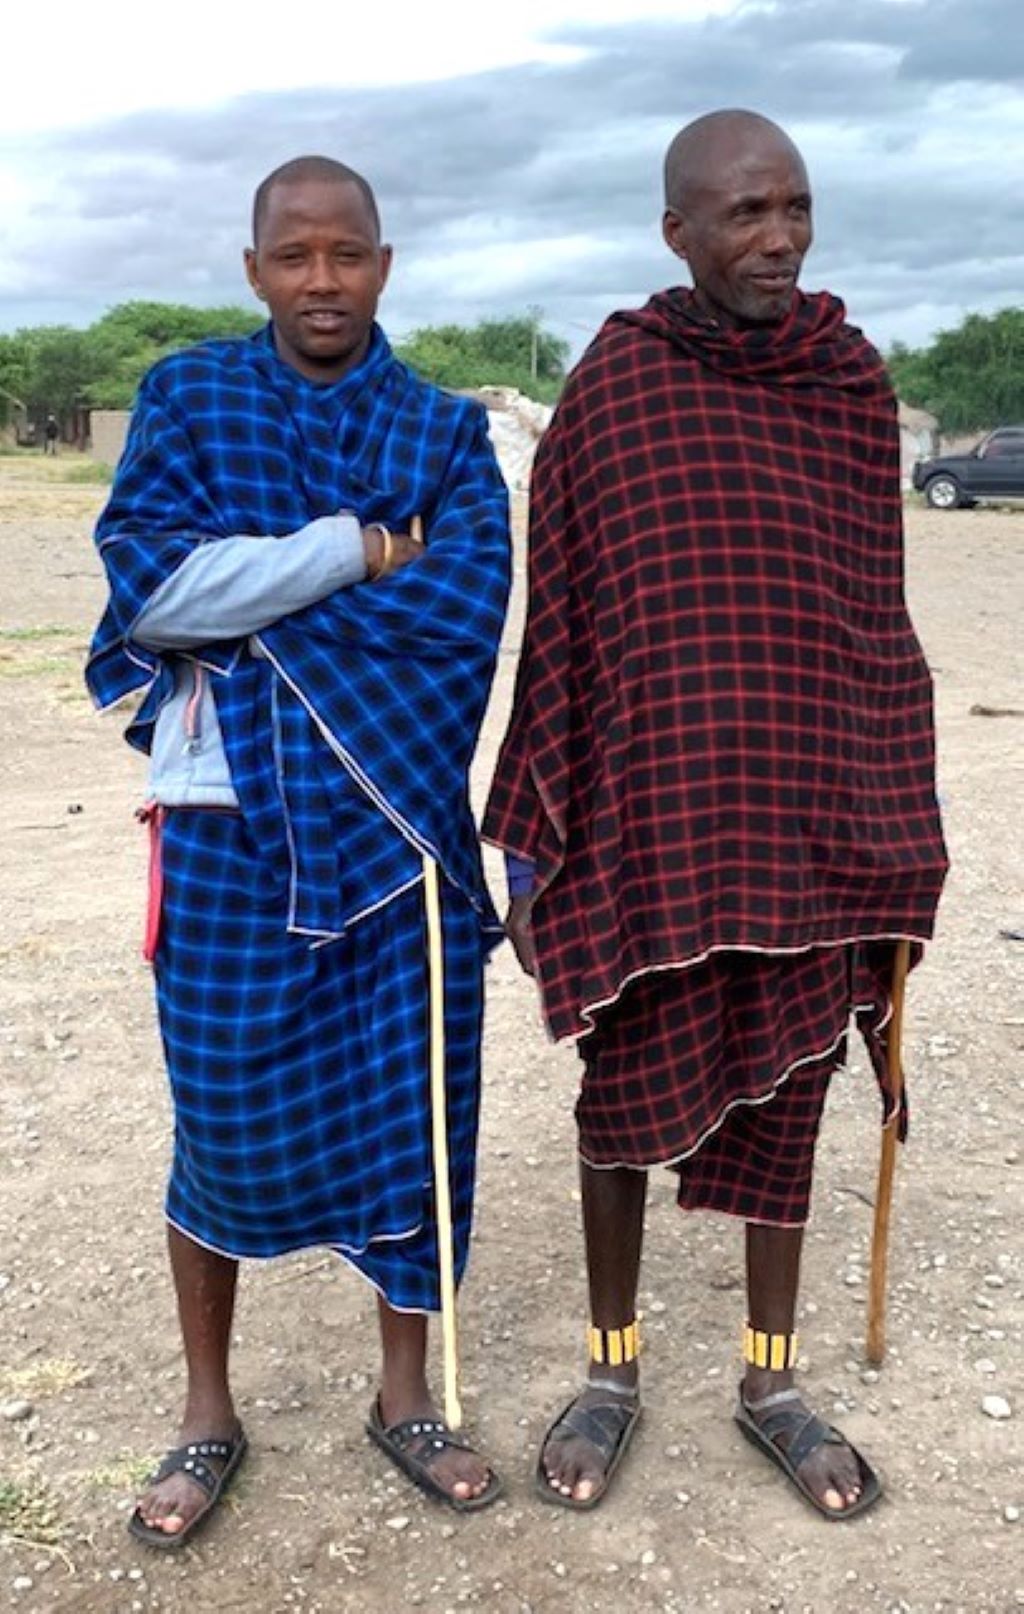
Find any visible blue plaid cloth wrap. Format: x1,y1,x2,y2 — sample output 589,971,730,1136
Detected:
85,325,511,1310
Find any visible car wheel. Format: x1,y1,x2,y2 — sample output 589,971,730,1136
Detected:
924,475,963,510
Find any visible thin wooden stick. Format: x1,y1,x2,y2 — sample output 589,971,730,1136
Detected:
423,852,462,1429
866,938,912,1366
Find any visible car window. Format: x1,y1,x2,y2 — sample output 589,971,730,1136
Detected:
984,432,1024,459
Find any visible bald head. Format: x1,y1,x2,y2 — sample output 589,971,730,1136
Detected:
664,110,805,214
661,109,812,328
252,155,380,246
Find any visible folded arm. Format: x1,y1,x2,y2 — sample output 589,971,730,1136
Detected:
132,515,366,650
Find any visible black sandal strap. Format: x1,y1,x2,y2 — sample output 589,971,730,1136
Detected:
786,1413,836,1473
383,1417,472,1459
743,1394,839,1476
151,1447,220,1498
554,1399,637,1464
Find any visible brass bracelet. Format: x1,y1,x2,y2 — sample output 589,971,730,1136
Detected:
365,522,394,581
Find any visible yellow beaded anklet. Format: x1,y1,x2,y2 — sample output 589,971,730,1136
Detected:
589,1320,640,1367
743,1324,798,1371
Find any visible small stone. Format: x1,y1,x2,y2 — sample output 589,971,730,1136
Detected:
982,1395,1012,1420
664,1444,681,1459
641,1550,656,1566
927,1036,955,1058
860,1368,879,1385
845,1570,859,1583
675,1490,691,1505
983,1273,1006,1289
1,1399,33,1423
552,1563,567,1578
386,1515,410,1531
649,1299,667,1314
1005,1506,1020,1524
844,1272,863,1287
12,1577,33,1593
974,1359,998,1375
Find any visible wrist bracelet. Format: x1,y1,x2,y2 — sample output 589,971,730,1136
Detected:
366,522,394,581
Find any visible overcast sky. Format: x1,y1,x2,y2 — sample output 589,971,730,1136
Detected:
2,0,1021,358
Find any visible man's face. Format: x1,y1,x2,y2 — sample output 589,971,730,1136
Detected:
663,137,812,327
244,178,392,382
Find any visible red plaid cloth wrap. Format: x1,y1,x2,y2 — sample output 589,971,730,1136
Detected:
484,290,948,1080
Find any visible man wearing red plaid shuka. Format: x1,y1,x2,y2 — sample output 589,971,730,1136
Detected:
484,110,947,1517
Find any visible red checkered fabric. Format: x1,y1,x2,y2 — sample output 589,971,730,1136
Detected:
578,943,888,1226
484,289,948,1042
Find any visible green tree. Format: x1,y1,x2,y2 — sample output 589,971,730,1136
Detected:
14,326,92,417
397,315,569,402
84,301,263,407
888,307,1024,433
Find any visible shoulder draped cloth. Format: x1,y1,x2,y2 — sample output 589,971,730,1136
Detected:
483,290,948,1038
88,325,511,941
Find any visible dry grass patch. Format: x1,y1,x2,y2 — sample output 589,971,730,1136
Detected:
0,1359,92,1399
86,1453,153,1492
0,1476,65,1549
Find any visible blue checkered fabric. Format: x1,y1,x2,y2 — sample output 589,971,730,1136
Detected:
158,809,484,1311
86,324,511,939
84,326,510,1310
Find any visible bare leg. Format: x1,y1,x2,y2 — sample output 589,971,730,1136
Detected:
376,1299,494,1501
539,1161,646,1504
134,1226,240,1535
744,1223,864,1511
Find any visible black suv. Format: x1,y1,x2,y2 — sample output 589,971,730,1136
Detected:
912,426,1024,509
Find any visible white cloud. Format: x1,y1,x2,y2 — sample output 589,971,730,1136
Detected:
1,0,1020,357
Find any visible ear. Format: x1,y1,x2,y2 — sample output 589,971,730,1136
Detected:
243,247,265,302
662,208,689,265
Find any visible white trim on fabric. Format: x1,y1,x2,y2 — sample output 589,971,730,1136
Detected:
254,634,441,867
568,932,923,1042
165,1214,444,1318
305,874,427,948
577,965,900,1178
166,1212,427,1263
579,1021,854,1176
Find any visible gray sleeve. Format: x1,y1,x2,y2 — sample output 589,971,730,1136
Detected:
132,515,366,650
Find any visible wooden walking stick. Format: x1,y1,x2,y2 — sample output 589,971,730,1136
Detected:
412,512,461,1428
423,852,462,1429
866,938,912,1366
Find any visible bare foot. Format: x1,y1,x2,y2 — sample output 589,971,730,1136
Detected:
376,1390,496,1504
133,1413,242,1538
539,1362,640,1506
742,1368,866,1513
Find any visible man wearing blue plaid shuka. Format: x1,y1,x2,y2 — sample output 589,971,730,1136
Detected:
86,157,511,1542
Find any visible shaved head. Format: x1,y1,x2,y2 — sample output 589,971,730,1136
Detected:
252,155,380,245
661,109,812,328
664,110,805,214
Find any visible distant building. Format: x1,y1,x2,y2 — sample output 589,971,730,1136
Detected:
89,410,131,468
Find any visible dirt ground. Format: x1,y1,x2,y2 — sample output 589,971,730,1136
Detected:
0,453,1021,1614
